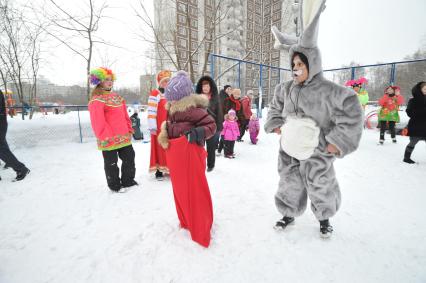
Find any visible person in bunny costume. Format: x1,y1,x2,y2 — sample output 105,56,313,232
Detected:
264,0,363,238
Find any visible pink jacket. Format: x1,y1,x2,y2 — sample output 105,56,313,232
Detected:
221,119,240,141
88,91,133,151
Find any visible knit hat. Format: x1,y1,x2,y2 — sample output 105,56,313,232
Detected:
89,67,116,85
157,70,172,86
228,109,236,116
164,71,193,101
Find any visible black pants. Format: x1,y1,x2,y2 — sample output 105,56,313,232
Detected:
380,121,396,140
405,136,426,156
238,119,249,141
102,145,136,190
218,135,224,153
224,140,235,156
206,131,220,169
0,124,26,172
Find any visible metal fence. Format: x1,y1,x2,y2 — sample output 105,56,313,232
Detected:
6,105,95,149
209,53,426,117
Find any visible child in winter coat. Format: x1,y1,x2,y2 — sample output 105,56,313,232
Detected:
378,85,404,144
157,71,216,248
248,113,260,144
88,67,137,192
221,109,240,158
130,110,143,140
403,81,426,164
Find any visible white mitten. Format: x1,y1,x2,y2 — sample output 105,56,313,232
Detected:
280,116,320,160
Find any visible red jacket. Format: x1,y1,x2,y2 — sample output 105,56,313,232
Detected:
241,96,253,119
88,91,133,151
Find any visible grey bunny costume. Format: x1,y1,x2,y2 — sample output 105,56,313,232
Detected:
264,0,363,223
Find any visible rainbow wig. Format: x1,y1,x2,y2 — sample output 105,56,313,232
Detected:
89,67,116,85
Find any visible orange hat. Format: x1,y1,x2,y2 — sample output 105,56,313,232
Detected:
156,70,172,85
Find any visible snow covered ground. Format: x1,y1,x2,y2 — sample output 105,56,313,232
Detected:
1,112,425,283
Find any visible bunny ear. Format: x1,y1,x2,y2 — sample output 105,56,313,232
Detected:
271,26,298,50
299,0,326,48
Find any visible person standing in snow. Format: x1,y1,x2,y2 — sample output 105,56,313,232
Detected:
221,109,240,158
345,77,369,111
195,75,223,172
240,90,253,142
130,109,143,140
0,89,30,181
403,81,426,164
148,70,172,180
88,67,137,192
158,71,216,247
265,0,363,238
248,113,260,144
378,85,404,144
223,88,245,142
217,85,232,155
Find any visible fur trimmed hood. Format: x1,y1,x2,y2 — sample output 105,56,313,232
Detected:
166,94,210,115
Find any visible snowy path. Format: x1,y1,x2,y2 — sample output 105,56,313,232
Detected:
0,129,425,283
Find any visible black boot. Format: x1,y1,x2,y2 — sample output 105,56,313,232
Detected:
155,170,164,180
15,167,30,181
403,146,415,164
274,216,295,230
319,219,333,238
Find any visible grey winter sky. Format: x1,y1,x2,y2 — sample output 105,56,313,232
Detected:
32,0,426,88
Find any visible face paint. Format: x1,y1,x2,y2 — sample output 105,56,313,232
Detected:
293,69,303,78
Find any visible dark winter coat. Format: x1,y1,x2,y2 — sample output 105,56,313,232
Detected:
0,90,7,139
157,94,217,149
195,76,223,131
130,113,143,140
406,81,426,137
219,89,228,112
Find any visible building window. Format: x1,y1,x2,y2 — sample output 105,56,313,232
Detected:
177,2,187,13
178,14,186,24
273,3,281,11
272,11,281,22
179,38,188,48
178,26,187,36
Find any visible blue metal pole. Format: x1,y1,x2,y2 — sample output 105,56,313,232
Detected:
351,67,355,80
77,106,83,143
238,61,241,89
258,64,263,118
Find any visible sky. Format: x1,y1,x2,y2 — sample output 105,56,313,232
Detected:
28,0,426,88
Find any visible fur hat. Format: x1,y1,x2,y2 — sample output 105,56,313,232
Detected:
89,67,115,85
156,70,172,86
164,71,193,101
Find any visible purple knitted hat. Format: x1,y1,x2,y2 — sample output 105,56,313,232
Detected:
228,109,236,116
165,71,194,101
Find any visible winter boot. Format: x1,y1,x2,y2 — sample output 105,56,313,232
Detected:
392,138,397,143
155,170,164,181
274,216,295,231
319,219,333,238
403,146,416,164
378,139,384,145
15,167,30,181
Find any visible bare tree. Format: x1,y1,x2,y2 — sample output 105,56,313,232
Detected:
42,0,109,101
134,0,238,82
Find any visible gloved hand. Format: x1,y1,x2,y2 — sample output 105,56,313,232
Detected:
185,127,205,146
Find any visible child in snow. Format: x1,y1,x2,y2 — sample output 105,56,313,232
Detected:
378,85,404,144
221,109,240,158
403,81,426,164
248,113,260,144
148,70,172,180
266,0,363,238
345,77,369,111
224,88,245,142
130,109,143,140
157,71,216,248
88,67,137,192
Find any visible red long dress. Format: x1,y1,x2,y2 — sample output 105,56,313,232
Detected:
166,136,213,248
149,93,169,173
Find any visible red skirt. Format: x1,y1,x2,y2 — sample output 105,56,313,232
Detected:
166,136,213,247
149,134,169,173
